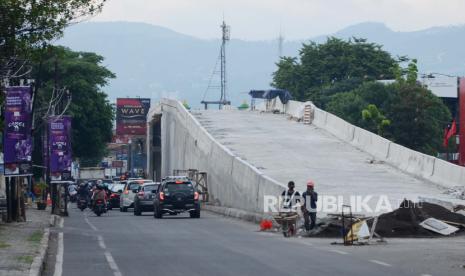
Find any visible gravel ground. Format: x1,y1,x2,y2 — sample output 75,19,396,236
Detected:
0,207,50,276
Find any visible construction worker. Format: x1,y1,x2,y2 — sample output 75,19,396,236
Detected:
281,181,300,212
301,180,318,231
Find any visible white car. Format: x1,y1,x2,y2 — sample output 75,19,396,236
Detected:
119,179,153,212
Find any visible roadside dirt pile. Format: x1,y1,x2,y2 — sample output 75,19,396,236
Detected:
374,200,465,237
307,200,465,238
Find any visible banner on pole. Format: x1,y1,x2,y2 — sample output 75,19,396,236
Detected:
3,86,33,176
48,116,72,180
116,98,150,136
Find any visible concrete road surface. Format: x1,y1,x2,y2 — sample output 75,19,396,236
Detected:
193,110,465,212
44,206,465,276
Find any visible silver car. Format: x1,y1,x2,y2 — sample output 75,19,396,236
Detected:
119,179,153,212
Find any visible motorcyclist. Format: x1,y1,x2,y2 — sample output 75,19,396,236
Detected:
77,183,89,201
92,180,107,208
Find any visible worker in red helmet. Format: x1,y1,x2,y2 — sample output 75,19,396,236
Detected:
301,180,318,231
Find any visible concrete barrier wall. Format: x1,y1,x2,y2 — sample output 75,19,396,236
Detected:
254,99,307,119
160,99,286,215
431,159,465,188
352,127,391,161
277,99,465,189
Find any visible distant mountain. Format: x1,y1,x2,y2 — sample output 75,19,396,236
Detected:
58,21,465,107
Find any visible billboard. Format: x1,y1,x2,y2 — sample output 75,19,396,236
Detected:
420,75,458,98
116,98,151,136
3,86,33,176
48,116,72,180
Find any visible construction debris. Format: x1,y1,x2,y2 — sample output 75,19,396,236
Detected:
365,200,465,237
305,200,465,239
419,218,459,235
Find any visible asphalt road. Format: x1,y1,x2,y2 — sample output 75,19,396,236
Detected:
46,205,465,276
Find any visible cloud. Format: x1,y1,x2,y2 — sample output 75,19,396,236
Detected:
92,0,465,40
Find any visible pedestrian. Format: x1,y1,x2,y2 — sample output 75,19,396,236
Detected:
301,180,318,231
281,181,300,212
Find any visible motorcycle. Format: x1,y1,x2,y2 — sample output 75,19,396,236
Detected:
93,199,106,216
69,191,78,203
77,197,88,211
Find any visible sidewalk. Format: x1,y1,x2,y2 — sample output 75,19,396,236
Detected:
0,207,51,276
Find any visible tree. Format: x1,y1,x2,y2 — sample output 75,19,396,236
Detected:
386,84,451,154
325,81,395,126
271,57,303,99
32,46,115,166
0,1,107,150
0,0,106,58
325,81,451,155
326,91,367,126
361,104,391,136
272,37,397,102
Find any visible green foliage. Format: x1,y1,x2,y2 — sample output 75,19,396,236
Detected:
406,59,418,85
0,0,106,58
0,241,11,249
182,100,191,110
385,84,451,154
32,46,115,166
325,81,451,155
361,104,391,136
238,101,250,110
306,78,364,109
271,37,450,156
16,255,34,264
326,92,367,125
272,37,397,101
27,231,43,244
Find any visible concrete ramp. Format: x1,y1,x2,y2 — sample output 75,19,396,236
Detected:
192,109,465,213
158,99,465,216
159,99,284,218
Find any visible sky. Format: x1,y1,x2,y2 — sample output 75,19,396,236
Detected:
92,0,465,40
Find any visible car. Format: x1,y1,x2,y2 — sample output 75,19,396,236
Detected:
108,183,125,209
119,179,153,212
133,182,160,216
102,179,113,185
153,177,200,219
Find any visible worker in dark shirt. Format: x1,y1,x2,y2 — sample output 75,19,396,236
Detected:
281,181,300,212
301,180,318,231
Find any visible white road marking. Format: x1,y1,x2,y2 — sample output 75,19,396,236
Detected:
58,217,64,228
97,233,122,276
329,249,348,255
104,250,123,276
97,235,106,249
84,213,98,231
370,259,392,267
53,232,64,276
421,274,433,276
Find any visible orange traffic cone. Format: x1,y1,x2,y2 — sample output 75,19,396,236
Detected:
46,193,52,206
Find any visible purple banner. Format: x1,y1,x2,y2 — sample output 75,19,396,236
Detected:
48,116,72,179
3,86,33,176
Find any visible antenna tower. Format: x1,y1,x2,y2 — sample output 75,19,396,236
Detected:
201,20,231,110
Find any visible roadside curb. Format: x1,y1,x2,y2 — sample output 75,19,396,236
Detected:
29,214,58,276
29,227,50,276
203,204,267,223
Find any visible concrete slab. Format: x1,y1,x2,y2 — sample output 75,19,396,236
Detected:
193,110,465,214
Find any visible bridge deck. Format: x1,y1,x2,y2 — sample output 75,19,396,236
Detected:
194,110,464,212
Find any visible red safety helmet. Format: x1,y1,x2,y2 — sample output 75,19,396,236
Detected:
307,180,315,187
